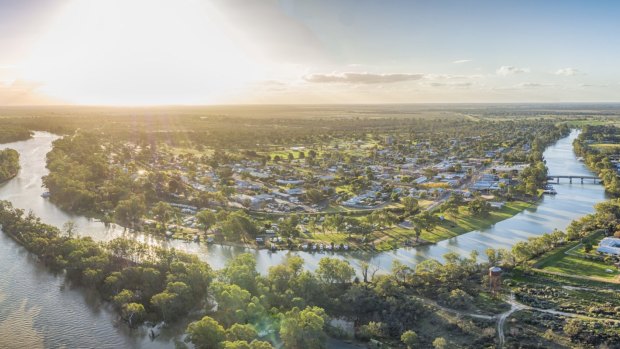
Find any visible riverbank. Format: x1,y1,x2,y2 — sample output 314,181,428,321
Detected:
284,199,536,252
0,148,20,183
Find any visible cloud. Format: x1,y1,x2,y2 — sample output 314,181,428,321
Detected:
304,72,425,84
427,82,473,88
0,80,60,105
425,74,483,80
496,66,530,76
580,83,607,88
555,68,580,76
517,82,544,88
494,82,554,90
452,60,471,64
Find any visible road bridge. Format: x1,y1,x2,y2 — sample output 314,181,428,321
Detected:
547,175,599,184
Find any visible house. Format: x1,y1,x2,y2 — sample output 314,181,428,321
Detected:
597,237,620,256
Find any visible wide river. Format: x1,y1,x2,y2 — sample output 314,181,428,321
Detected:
0,130,606,348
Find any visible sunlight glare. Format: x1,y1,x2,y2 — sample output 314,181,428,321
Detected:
20,0,264,105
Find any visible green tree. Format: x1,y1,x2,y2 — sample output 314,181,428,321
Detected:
432,337,447,349
226,324,257,342
316,257,355,285
152,201,174,230
186,316,226,349
114,196,146,227
122,302,145,327
411,211,435,242
196,210,217,233
280,307,327,349
401,330,418,349
401,196,419,216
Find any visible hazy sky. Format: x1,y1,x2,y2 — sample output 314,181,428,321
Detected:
1,0,619,105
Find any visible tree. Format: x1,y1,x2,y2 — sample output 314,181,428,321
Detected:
401,330,418,349
122,303,145,327
432,337,447,349
196,210,217,233
280,307,327,349
359,322,385,339
324,214,345,233
186,316,226,349
563,319,584,339
411,211,435,242
152,201,174,230
62,220,78,238
114,196,146,228
221,342,251,349
305,189,325,204
583,240,593,253
220,253,259,294
221,212,258,242
212,283,252,326
316,257,355,285
249,341,274,349
151,281,193,321
226,323,257,342
401,196,419,216
468,197,490,216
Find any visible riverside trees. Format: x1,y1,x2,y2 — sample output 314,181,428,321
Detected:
574,125,620,196
4,197,620,348
0,148,19,182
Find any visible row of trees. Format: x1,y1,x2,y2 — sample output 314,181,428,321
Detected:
0,197,501,348
6,194,620,348
574,125,620,196
0,200,211,327
0,125,31,143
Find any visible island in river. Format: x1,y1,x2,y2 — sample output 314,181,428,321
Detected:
0,148,20,183
37,108,568,252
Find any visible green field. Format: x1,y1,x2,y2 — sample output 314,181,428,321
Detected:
427,201,534,242
355,200,534,251
541,255,618,279
535,232,619,280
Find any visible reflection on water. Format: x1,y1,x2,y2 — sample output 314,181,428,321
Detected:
0,129,606,348
0,300,44,349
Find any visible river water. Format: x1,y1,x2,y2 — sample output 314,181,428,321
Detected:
0,129,606,348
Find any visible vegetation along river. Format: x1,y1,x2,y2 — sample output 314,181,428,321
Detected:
0,129,606,348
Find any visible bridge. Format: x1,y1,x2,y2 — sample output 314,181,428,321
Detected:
547,175,600,184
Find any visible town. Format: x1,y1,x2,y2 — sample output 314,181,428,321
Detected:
41,115,566,252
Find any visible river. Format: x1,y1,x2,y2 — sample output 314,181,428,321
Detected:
0,129,606,348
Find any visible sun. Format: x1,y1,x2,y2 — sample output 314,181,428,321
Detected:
19,0,265,105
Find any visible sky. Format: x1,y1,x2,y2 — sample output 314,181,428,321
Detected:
1,0,619,105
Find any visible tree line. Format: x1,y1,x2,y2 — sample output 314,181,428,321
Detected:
0,148,19,182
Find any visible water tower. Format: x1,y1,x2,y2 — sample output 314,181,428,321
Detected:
489,266,502,294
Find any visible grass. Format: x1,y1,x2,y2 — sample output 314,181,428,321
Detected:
591,143,620,150
535,231,619,280
308,200,534,251
541,255,618,279
427,201,534,242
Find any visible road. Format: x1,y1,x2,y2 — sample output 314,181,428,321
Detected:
413,292,620,349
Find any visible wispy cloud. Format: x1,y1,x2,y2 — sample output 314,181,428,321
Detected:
427,81,473,88
452,59,471,64
425,74,483,80
304,72,425,84
555,68,580,76
517,82,549,88
496,66,530,76
494,82,555,90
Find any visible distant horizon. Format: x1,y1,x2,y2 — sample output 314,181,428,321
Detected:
4,101,620,109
